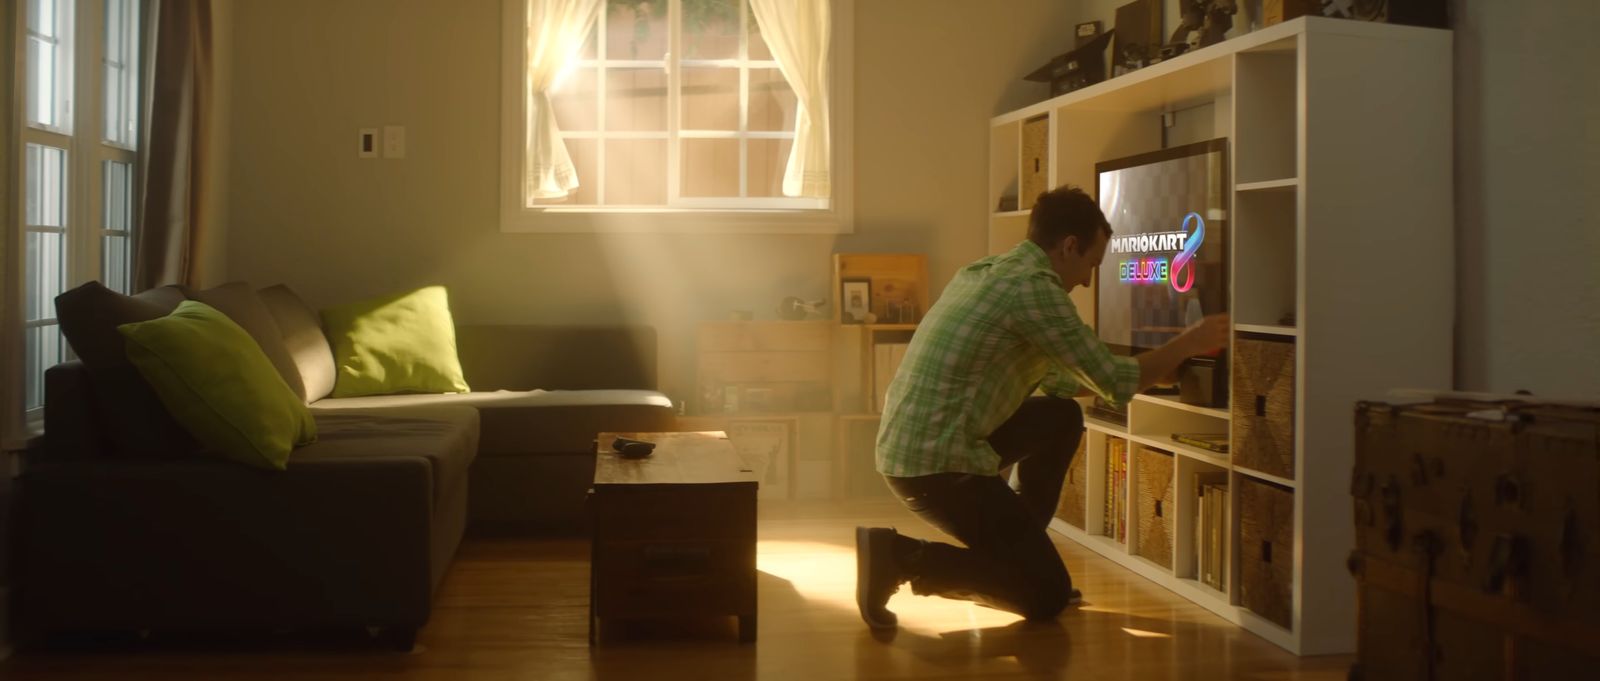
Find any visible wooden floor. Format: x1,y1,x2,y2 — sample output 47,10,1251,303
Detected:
2,500,1350,680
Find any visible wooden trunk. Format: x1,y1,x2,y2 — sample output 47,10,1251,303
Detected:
1239,476,1294,629
1349,399,1600,680
1232,334,1296,478
1056,437,1089,529
1136,447,1176,568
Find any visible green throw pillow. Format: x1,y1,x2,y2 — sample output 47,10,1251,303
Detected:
118,300,317,470
322,286,471,398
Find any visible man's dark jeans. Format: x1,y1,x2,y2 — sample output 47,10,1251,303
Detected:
885,395,1085,619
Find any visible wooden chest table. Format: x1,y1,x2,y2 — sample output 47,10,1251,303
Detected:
589,432,759,644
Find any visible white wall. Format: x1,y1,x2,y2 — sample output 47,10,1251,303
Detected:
1451,0,1599,398
223,0,1083,405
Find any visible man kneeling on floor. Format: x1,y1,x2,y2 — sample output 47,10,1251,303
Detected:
857,185,1229,628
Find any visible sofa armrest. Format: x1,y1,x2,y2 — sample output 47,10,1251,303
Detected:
14,456,435,635
42,361,104,461
455,325,658,391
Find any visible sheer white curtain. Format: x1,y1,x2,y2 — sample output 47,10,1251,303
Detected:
524,0,602,202
748,0,831,199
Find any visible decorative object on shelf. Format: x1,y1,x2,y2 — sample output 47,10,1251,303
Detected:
730,309,754,321
1022,31,1112,98
776,296,827,321
1075,20,1104,47
1113,0,1163,77
874,278,920,324
996,194,1019,213
1171,432,1230,453
1167,0,1237,51
1312,0,1446,28
840,278,873,324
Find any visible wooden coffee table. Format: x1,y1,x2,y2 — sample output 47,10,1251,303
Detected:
589,431,759,644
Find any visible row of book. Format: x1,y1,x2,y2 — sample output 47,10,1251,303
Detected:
1195,473,1228,591
1103,437,1129,543
872,342,909,413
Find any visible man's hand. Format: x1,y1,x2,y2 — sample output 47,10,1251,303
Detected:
1180,313,1230,355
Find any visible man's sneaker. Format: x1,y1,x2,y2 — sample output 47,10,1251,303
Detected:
855,527,903,629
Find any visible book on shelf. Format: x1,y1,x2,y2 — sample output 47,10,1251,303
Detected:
1194,472,1227,591
873,342,909,413
1104,437,1128,543
1172,432,1230,454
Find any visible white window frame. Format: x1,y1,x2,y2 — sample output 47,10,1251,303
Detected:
499,0,854,234
10,0,141,429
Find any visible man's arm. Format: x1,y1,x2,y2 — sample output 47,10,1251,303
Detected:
1134,313,1230,391
1013,275,1229,404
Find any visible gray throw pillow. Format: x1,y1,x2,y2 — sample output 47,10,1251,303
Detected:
191,282,308,400
54,281,199,458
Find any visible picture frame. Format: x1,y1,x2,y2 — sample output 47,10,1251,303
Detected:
840,277,872,324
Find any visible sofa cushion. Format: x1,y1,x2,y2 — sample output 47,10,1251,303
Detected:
321,286,471,398
189,282,306,401
54,281,198,458
258,285,337,403
312,389,675,456
296,406,479,505
119,301,318,471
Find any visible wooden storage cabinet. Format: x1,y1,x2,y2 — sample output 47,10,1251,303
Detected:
1238,476,1295,629
1233,334,1295,478
1349,399,1600,679
1135,447,1176,569
695,321,832,415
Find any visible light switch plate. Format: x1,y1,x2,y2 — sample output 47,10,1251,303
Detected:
358,128,378,158
383,125,406,159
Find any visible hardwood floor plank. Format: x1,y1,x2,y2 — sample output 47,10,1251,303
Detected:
0,500,1350,680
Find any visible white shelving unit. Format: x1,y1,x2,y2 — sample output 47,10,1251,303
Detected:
988,17,1454,655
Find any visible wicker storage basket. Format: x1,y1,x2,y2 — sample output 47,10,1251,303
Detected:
1055,437,1089,529
1239,475,1294,629
1021,115,1049,208
1232,334,1296,478
1135,446,1176,569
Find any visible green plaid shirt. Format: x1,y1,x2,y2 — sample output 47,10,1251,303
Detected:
875,240,1141,478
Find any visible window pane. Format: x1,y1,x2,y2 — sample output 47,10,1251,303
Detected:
681,67,738,131
103,0,141,145
25,144,69,228
747,4,773,61
26,231,67,322
605,67,666,131
551,66,598,131
748,138,793,198
104,160,133,231
556,137,598,205
605,1,666,60
103,236,132,294
682,0,740,59
681,138,739,198
748,68,796,132
603,138,666,205
26,0,73,130
26,325,67,411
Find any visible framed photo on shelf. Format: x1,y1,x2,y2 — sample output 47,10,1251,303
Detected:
841,278,872,324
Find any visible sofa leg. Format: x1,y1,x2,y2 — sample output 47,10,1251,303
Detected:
377,626,418,652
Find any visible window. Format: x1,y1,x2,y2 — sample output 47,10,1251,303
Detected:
500,0,852,232
16,0,142,418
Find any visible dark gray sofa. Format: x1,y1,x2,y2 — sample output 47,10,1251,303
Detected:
12,283,675,646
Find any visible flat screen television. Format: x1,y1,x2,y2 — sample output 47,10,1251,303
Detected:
1093,139,1228,407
